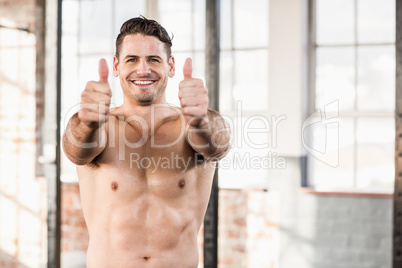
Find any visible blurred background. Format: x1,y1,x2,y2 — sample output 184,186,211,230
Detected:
0,0,395,267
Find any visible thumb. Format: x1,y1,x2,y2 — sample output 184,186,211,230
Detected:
98,58,109,83
183,58,192,79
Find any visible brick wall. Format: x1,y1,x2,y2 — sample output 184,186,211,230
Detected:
0,0,35,29
60,183,88,268
218,189,279,268
61,183,88,253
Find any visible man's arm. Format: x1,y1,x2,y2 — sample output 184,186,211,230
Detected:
62,58,112,165
179,58,231,160
186,109,231,160
63,113,107,165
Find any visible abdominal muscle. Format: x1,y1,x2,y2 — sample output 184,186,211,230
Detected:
86,202,199,268
79,170,203,268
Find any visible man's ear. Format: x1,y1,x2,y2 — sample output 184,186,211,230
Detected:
168,56,175,78
113,55,119,77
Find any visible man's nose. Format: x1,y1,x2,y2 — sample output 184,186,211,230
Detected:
136,60,151,76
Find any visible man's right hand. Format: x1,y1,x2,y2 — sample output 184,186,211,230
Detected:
78,58,112,128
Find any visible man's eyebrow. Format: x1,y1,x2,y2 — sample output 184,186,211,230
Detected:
124,55,139,60
147,55,164,60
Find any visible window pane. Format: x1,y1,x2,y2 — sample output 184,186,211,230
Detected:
316,0,354,45
0,47,19,81
357,45,395,112
78,55,112,94
220,0,232,50
219,115,270,189
315,47,355,111
357,0,395,44
62,0,79,40
114,0,145,38
220,51,234,112
308,118,354,189
233,0,269,48
233,50,268,111
158,0,192,51
193,0,206,50
356,118,394,191
79,0,113,54
61,54,80,115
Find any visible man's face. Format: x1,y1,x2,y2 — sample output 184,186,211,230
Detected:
113,34,175,104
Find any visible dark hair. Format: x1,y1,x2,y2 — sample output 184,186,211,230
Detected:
115,16,173,59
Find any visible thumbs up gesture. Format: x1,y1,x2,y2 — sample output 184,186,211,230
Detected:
78,58,112,127
179,58,209,127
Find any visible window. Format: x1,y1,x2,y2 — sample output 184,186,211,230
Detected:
305,0,395,192
219,0,270,189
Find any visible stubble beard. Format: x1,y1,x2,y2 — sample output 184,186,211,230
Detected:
129,84,166,105
135,92,157,104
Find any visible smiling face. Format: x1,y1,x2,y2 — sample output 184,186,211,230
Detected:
113,34,175,105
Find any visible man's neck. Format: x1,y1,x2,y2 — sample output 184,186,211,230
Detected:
117,99,180,130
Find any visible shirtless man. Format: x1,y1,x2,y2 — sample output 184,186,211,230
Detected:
62,17,230,268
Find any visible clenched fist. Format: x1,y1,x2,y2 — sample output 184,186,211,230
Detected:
178,58,209,127
78,58,112,127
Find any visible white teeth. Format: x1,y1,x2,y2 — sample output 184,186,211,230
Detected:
134,80,154,85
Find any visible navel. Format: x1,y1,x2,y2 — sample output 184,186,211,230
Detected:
178,179,185,189
143,256,150,261
111,181,118,191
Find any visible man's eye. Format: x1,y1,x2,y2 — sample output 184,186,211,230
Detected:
127,58,137,63
149,58,160,63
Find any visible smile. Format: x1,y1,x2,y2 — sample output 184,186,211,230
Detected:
132,80,155,85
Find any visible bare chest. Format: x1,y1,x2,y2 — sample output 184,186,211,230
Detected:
82,117,209,199
99,117,198,172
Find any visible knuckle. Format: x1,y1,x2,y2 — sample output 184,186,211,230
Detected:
100,95,111,104
81,90,88,99
85,81,95,89
196,79,204,87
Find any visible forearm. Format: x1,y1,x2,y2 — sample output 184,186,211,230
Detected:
187,109,231,160
62,113,106,165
